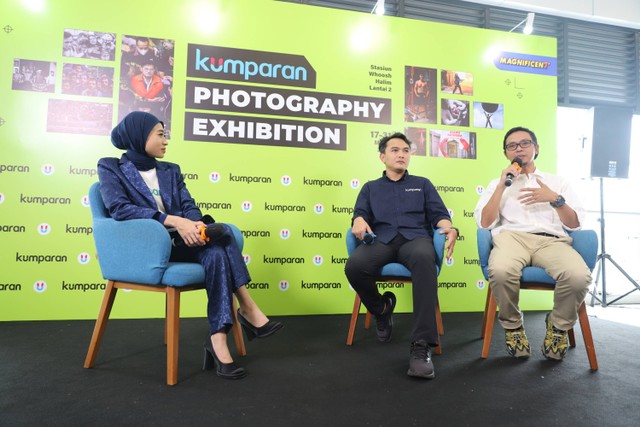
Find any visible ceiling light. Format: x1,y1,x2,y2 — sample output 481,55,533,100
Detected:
509,12,535,34
371,0,385,16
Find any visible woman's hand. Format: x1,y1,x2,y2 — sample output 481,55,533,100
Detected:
166,215,206,247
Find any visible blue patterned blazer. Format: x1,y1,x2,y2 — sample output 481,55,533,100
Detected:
97,157,202,224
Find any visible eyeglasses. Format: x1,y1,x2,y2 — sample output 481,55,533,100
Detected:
505,140,534,151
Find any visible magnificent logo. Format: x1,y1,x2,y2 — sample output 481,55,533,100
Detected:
187,44,317,88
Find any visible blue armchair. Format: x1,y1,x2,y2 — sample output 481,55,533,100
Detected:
83,182,247,385
477,228,598,370
345,228,446,353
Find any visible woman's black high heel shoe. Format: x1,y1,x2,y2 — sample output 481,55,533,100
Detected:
237,309,283,341
203,338,246,379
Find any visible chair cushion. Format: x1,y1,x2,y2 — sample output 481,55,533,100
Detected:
379,263,411,277
161,262,206,287
521,266,555,286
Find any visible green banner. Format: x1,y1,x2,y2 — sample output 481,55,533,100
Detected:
0,0,558,320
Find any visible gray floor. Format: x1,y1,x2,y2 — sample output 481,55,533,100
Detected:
1,308,639,427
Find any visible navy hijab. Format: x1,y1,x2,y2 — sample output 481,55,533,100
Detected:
111,111,163,171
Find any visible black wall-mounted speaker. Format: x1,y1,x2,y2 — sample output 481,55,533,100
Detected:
590,106,633,179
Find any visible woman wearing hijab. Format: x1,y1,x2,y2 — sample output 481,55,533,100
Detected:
98,111,282,380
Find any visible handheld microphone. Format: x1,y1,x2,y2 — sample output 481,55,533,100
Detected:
199,222,225,242
362,233,376,244
169,222,225,247
505,157,523,187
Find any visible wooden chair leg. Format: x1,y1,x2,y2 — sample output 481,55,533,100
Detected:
346,294,362,345
433,304,444,355
481,291,498,358
84,280,118,369
166,287,180,386
568,328,577,347
231,298,246,356
436,303,445,336
577,301,598,371
480,286,492,338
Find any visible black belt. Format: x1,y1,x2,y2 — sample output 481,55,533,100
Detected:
531,232,559,238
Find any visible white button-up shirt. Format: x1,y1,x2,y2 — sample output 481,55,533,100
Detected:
474,168,585,237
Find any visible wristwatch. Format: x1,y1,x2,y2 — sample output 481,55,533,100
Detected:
550,194,566,209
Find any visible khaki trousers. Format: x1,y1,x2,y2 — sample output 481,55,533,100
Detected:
488,231,591,331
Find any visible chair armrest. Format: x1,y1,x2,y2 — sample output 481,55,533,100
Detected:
346,228,358,255
433,228,446,271
477,228,492,279
227,223,244,252
569,229,598,271
93,217,171,284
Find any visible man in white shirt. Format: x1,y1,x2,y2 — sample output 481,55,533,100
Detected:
474,126,592,361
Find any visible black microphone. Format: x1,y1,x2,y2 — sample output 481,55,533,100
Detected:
363,233,375,244
169,222,225,247
505,157,523,187
201,222,225,241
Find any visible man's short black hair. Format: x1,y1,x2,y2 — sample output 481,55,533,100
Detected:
503,126,538,151
378,132,412,153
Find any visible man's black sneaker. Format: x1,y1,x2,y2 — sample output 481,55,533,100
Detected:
407,339,435,379
375,291,396,342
